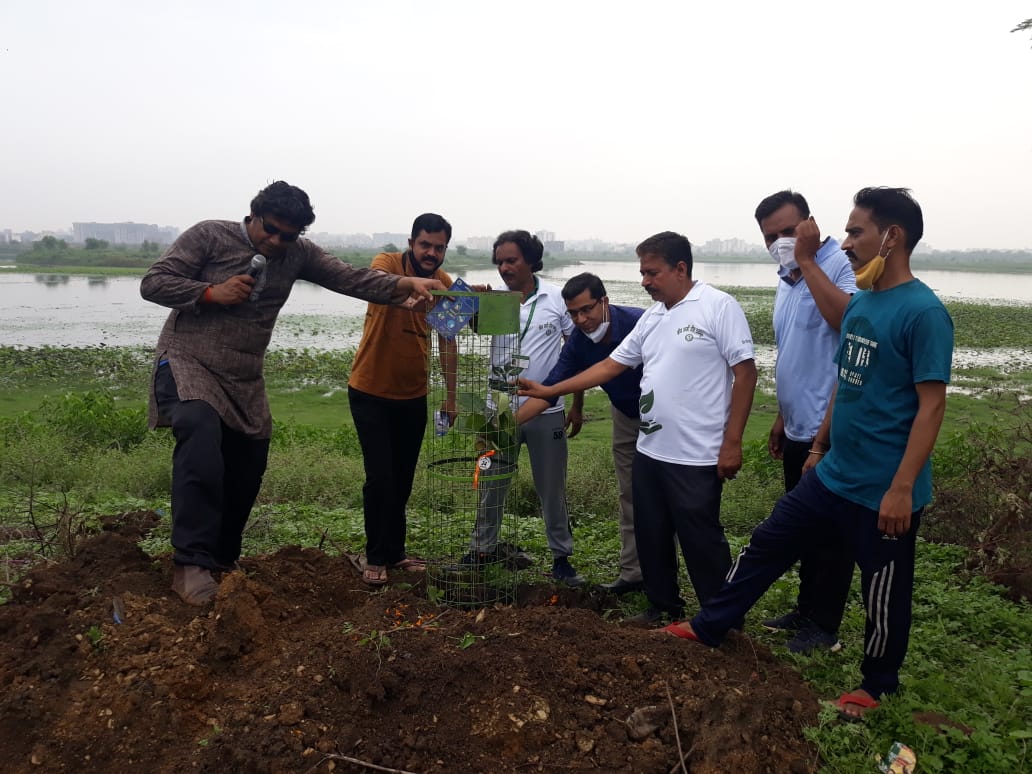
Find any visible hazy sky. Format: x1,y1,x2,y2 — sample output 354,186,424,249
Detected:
2,1,1030,249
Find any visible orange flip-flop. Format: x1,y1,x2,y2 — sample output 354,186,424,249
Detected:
659,622,702,642
832,690,880,721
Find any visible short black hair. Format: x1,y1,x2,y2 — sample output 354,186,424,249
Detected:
853,187,924,252
635,231,693,274
561,273,606,301
492,230,544,272
754,190,810,225
411,213,452,242
249,181,315,229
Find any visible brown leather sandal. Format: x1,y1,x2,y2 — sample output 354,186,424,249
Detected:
361,564,388,586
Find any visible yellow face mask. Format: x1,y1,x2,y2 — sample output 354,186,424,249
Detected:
854,230,891,290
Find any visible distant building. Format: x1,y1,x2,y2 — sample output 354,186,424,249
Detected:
698,237,765,257
535,229,556,243
371,232,409,249
340,232,374,248
543,240,565,254
463,236,496,252
308,232,374,248
0,229,11,244
72,222,179,245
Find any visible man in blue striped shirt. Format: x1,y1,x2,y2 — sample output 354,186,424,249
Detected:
755,190,857,653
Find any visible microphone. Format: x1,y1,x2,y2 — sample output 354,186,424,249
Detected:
247,254,266,277
246,254,266,302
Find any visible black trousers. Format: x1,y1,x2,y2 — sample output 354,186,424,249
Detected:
693,472,921,699
347,387,427,567
783,439,855,634
154,364,270,570
632,453,731,616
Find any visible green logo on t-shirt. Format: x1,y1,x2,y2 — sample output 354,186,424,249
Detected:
638,390,663,434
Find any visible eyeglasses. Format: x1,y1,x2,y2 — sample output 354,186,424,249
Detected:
567,298,603,319
258,215,302,242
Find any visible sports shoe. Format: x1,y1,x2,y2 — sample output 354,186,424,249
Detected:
458,550,490,568
786,625,842,654
496,542,534,571
598,578,646,595
622,607,680,628
459,544,534,571
171,564,218,606
761,609,811,632
549,556,585,587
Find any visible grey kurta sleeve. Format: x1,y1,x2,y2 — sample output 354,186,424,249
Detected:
297,242,400,303
140,221,221,310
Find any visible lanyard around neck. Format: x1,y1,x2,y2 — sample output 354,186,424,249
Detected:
518,278,540,344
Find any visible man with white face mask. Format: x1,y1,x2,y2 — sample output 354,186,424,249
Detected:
516,273,646,593
754,190,857,653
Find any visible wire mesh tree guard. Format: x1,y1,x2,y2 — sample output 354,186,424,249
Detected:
424,289,527,607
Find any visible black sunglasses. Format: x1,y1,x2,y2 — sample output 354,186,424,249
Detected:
258,215,302,242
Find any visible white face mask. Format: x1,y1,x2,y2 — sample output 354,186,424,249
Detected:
768,237,798,272
585,320,610,343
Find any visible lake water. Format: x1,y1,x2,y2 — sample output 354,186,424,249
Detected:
2,262,1030,350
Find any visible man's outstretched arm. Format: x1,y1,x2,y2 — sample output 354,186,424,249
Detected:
518,357,628,401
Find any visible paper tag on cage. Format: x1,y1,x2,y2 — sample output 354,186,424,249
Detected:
425,277,477,339
477,456,493,471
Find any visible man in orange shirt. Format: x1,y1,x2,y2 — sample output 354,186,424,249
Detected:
348,213,458,586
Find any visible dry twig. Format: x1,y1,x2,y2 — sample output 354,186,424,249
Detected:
665,684,688,774
307,753,420,774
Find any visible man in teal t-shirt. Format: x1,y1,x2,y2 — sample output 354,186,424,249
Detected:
666,188,953,721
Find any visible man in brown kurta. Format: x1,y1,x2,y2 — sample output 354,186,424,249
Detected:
141,181,443,605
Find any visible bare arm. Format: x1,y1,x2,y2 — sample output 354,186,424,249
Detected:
438,333,458,422
878,381,947,537
515,396,552,424
802,383,836,474
518,357,628,400
392,276,445,306
795,218,851,331
768,411,786,460
717,359,757,480
566,391,585,438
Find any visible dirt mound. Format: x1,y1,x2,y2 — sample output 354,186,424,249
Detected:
0,515,821,773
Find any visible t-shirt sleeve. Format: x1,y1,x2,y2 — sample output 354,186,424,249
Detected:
610,315,644,368
832,257,858,294
543,337,579,386
834,294,862,366
559,297,576,336
370,252,396,272
911,306,954,384
716,297,755,367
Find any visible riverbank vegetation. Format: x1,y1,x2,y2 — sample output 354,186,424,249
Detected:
5,239,1032,275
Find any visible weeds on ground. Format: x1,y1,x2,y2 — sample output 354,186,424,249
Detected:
926,402,1031,600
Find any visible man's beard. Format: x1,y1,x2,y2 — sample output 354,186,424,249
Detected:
408,251,441,278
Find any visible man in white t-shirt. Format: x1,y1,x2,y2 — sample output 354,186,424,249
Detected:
467,230,586,586
519,231,757,621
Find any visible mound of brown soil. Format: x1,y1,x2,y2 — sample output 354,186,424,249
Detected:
0,514,820,773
